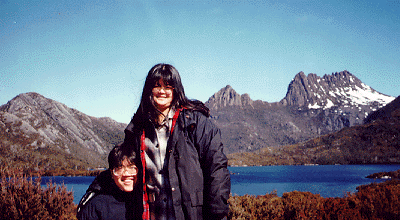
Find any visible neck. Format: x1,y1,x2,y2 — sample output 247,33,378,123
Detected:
157,107,170,123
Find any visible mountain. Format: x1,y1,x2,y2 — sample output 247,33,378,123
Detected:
206,71,395,154
0,92,126,172
0,70,396,171
228,95,400,166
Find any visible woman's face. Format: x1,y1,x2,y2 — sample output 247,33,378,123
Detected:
152,79,174,112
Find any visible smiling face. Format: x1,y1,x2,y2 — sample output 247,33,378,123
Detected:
152,79,174,114
112,159,138,192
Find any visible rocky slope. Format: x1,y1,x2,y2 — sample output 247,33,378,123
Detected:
0,92,126,171
228,95,400,166
206,71,395,154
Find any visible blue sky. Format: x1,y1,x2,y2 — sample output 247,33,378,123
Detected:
1,0,399,123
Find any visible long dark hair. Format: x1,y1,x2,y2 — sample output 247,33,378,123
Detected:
133,63,209,125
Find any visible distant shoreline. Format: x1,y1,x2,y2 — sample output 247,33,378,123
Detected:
4,164,400,178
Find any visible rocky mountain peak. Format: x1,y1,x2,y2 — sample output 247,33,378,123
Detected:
205,70,396,154
0,92,126,169
281,70,394,110
206,85,253,110
2,92,66,119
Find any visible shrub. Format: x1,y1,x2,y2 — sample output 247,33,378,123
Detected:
228,180,400,220
0,169,77,220
282,191,324,219
228,194,257,220
2,167,400,220
228,191,284,220
321,195,363,219
356,179,400,219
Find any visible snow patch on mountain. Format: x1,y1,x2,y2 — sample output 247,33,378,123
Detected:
345,83,395,106
302,72,395,110
314,83,395,110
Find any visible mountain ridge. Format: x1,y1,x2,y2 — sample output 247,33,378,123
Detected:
0,70,397,171
281,70,393,109
0,92,126,171
228,95,400,166
206,70,395,154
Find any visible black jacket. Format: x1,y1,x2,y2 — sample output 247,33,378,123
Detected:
77,170,141,220
125,109,230,220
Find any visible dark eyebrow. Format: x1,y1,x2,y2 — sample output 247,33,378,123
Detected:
154,80,172,87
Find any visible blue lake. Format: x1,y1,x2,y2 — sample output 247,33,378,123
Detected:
40,165,400,204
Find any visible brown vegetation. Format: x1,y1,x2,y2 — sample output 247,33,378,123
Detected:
0,168,77,220
228,179,400,220
2,166,400,219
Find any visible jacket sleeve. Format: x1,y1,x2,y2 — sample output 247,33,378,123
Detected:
76,198,100,220
194,114,231,219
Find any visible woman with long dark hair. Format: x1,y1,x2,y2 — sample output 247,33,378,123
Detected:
132,63,209,127
125,63,231,220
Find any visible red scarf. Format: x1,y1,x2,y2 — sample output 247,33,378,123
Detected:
140,108,184,220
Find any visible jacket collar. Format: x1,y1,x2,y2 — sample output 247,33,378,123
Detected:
168,109,197,148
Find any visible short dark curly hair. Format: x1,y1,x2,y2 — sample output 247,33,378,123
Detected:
108,143,137,170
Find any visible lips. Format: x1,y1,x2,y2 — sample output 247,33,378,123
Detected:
155,95,168,99
123,180,133,185
121,176,136,184
122,176,135,181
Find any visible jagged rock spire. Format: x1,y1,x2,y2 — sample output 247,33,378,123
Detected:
206,85,253,110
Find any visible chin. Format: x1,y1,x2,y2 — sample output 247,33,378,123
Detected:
119,183,134,192
156,103,171,108
117,179,136,192
123,187,134,192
